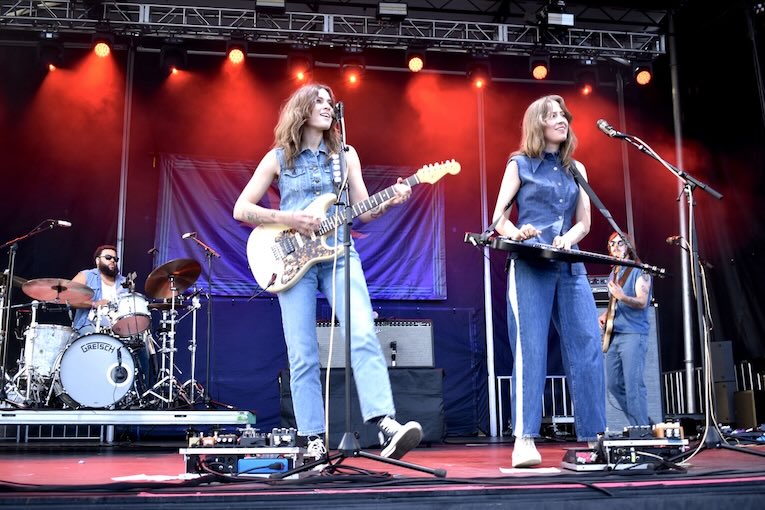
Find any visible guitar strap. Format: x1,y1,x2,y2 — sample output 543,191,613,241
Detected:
567,162,641,263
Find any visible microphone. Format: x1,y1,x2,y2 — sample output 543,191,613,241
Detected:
596,119,626,138
49,219,72,227
334,101,344,120
665,235,682,245
113,349,128,383
182,232,197,240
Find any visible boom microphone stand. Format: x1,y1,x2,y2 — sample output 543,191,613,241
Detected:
183,232,233,409
274,102,445,478
599,121,765,460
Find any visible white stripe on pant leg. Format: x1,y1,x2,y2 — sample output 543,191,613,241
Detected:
507,259,524,437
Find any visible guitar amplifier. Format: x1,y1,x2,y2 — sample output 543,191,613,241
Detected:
588,275,610,304
316,319,434,368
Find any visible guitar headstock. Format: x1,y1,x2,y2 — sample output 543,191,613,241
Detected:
415,159,461,184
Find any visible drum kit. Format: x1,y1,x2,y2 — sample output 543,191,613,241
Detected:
2,259,205,410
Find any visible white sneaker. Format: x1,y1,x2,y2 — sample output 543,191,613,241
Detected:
512,437,542,468
378,416,423,460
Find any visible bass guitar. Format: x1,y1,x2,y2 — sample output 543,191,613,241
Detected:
247,160,461,293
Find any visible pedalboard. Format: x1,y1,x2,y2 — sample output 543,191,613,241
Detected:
181,426,312,478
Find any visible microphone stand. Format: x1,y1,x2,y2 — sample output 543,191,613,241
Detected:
615,132,763,460
185,235,233,409
274,103,444,479
1,220,65,403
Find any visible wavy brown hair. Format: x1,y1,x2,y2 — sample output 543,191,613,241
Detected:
512,95,577,170
273,83,341,168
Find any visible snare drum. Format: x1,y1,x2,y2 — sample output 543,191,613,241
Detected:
110,293,151,337
23,324,76,378
53,333,135,408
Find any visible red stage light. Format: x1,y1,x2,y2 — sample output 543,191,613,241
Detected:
407,54,424,73
530,55,550,80
634,66,652,86
94,41,111,58
228,47,245,65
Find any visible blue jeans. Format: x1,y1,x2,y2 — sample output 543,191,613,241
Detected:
507,259,606,441
277,249,395,436
606,332,649,426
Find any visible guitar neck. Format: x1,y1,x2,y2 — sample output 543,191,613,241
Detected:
319,174,420,234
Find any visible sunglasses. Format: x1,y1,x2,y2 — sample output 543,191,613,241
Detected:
100,254,119,262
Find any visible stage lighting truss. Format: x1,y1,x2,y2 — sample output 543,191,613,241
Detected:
0,2,666,65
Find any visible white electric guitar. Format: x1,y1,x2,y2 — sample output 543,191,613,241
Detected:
246,160,461,293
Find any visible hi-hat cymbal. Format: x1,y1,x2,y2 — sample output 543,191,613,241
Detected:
145,258,202,299
1,272,27,288
21,278,94,304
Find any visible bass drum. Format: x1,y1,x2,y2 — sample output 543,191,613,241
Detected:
54,334,135,408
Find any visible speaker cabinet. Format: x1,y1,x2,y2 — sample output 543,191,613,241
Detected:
714,381,736,424
710,341,736,383
316,320,434,368
734,390,765,429
279,368,445,448
600,304,664,432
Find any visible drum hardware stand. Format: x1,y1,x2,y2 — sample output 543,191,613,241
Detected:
141,278,187,408
180,291,203,404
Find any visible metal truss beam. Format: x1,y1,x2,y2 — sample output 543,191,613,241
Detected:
0,1,664,59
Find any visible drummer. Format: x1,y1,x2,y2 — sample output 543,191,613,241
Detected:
71,244,126,335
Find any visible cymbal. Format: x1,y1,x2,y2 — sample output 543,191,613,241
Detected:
21,278,94,304
0,272,27,288
145,258,201,299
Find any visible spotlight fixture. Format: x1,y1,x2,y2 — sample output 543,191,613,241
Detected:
539,0,574,27
160,43,187,75
37,32,63,71
226,40,247,65
573,67,598,96
406,49,425,73
633,61,653,86
377,2,408,20
529,54,550,80
287,52,314,82
255,0,286,13
92,32,113,58
467,60,491,89
341,56,365,85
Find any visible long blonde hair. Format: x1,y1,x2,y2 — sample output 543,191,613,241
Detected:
513,95,577,170
273,83,341,167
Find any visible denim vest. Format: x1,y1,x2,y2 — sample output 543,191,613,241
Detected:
510,153,585,275
612,267,652,335
276,141,347,246
72,268,126,332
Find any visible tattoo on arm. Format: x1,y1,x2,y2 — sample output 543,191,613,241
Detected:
245,211,260,223
369,203,388,219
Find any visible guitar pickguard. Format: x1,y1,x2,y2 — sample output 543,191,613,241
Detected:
275,230,340,287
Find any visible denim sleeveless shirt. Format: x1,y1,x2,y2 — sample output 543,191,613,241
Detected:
72,268,127,332
275,141,348,246
510,153,586,275
612,267,652,334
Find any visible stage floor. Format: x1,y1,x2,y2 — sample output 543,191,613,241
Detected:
1,437,765,509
